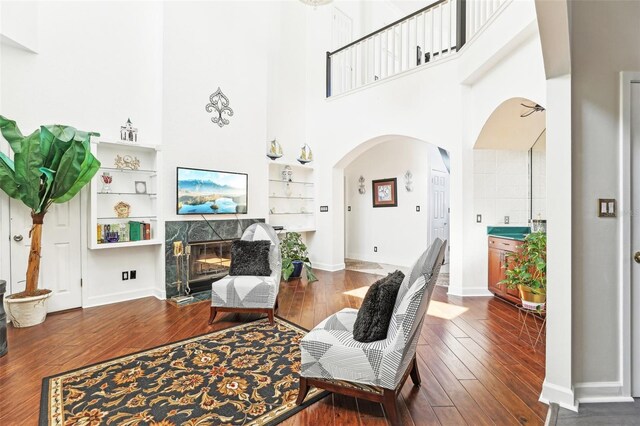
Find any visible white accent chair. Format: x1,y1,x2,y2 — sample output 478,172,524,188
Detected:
296,239,447,426
209,223,282,325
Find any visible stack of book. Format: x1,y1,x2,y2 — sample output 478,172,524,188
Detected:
97,221,152,244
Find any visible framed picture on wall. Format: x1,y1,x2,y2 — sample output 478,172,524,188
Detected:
372,178,398,208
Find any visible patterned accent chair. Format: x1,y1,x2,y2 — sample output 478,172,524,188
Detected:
296,238,447,426
209,223,282,325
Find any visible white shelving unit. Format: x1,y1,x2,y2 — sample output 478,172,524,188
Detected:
89,140,162,249
268,162,316,233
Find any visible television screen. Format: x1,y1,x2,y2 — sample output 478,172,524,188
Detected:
177,167,248,215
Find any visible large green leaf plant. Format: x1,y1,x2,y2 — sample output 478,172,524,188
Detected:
0,116,100,298
501,231,547,296
280,232,318,282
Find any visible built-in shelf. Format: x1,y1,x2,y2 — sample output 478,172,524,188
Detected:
268,196,314,200
98,192,158,196
268,179,314,185
100,167,157,174
89,139,163,250
92,239,162,249
268,162,316,233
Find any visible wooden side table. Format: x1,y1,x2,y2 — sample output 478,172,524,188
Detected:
516,304,546,351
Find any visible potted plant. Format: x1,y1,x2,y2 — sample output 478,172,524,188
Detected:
501,231,546,310
280,232,318,282
0,116,100,327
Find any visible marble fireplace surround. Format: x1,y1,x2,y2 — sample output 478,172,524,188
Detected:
165,219,264,299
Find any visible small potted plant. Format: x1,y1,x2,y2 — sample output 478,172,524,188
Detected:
501,231,546,310
0,116,100,327
280,232,318,282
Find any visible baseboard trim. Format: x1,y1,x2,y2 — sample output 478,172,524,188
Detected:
446,286,494,297
84,288,157,308
540,380,578,412
313,262,345,272
574,381,635,404
151,288,166,300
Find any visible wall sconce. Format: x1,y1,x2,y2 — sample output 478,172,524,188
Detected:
358,176,366,194
404,170,413,192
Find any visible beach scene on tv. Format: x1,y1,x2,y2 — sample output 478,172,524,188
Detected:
177,168,248,214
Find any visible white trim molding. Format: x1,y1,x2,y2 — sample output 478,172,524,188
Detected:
574,381,635,404
313,262,345,272
84,288,159,308
446,286,493,297
619,71,640,399
540,380,577,412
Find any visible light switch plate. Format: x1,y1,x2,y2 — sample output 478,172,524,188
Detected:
598,198,616,217
476,214,482,223
504,216,510,224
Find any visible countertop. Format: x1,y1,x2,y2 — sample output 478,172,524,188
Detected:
487,226,531,241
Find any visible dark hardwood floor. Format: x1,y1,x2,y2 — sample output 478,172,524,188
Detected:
0,269,547,425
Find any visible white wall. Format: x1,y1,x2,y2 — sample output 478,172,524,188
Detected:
570,0,640,401
344,138,447,267
0,1,38,52
474,149,530,226
1,1,164,305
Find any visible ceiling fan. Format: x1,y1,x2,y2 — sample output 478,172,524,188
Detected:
520,103,546,117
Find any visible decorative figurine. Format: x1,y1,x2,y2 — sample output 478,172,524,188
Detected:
114,201,131,218
101,172,113,193
114,154,141,170
120,118,138,142
297,144,313,165
267,139,283,160
281,165,293,182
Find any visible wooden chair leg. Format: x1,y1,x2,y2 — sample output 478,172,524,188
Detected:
208,307,217,325
409,356,421,387
267,309,274,325
296,376,309,405
382,389,401,426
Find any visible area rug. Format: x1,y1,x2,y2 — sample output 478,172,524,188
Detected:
40,317,328,426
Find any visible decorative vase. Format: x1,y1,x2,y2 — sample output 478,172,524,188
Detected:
0,280,7,356
289,260,304,280
4,291,52,328
101,172,113,193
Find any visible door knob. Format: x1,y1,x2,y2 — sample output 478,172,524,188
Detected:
13,234,23,242
635,252,640,264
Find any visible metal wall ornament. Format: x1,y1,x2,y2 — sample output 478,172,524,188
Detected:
114,201,131,218
404,170,414,192
114,154,141,170
358,176,366,195
205,87,234,128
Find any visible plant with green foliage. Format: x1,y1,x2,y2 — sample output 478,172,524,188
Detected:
280,232,318,282
501,231,547,295
0,116,100,298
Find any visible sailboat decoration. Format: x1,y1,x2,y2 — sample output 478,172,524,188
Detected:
297,143,314,165
266,139,283,160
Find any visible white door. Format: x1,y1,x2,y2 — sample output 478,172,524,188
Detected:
10,198,82,312
430,170,450,264
631,81,640,397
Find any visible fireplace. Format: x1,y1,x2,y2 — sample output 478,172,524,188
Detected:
165,218,264,299
187,240,233,294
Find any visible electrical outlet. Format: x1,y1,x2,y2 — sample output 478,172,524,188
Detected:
348,206,351,212
374,246,378,253
476,214,482,223
416,206,420,212
504,216,510,224
130,270,137,280
122,271,129,281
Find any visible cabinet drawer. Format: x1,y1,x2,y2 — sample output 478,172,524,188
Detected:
488,237,519,252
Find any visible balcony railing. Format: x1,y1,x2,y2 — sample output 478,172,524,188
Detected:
326,0,507,98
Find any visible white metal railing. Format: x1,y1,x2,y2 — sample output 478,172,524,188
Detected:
326,0,507,98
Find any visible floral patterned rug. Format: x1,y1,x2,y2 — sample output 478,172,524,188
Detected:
40,317,328,425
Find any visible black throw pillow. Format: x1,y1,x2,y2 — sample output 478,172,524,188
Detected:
229,240,272,276
353,270,405,343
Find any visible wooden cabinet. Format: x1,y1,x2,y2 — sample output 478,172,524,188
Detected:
488,236,522,304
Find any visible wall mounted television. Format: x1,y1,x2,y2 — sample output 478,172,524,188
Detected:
177,167,248,215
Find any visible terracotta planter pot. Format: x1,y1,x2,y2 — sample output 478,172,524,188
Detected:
4,291,52,328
